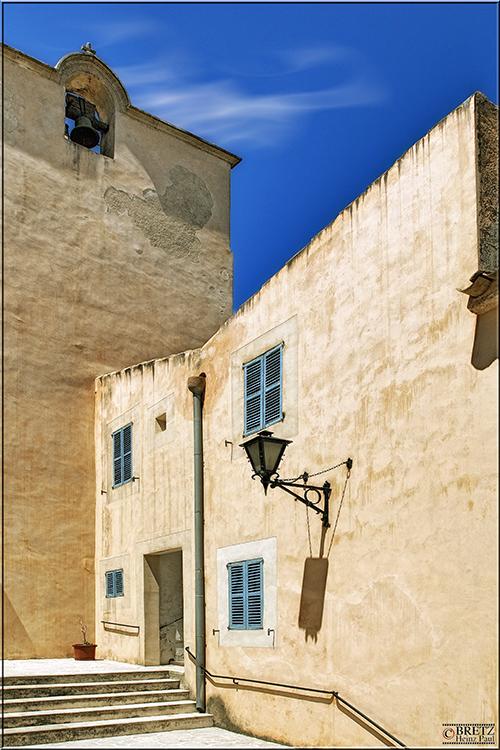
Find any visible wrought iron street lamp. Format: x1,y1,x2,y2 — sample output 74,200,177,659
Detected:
240,431,352,528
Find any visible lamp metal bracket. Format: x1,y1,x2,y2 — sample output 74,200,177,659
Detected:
252,458,352,528
268,475,332,527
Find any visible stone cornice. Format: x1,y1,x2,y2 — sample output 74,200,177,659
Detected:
460,270,498,315
125,105,241,168
2,43,58,81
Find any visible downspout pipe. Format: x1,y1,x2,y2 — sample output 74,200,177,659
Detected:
187,373,206,712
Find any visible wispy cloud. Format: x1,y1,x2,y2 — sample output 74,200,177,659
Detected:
114,60,180,86
215,45,350,78
279,46,348,71
119,47,388,148
95,19,158,49
135,77,386,146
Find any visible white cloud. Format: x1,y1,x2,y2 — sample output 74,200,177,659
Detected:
274,45,353,74
113,61,179,86
95,19,158,48
120,47,388,148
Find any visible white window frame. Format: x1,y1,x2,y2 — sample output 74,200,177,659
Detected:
231,316,298,460
217,538,277,648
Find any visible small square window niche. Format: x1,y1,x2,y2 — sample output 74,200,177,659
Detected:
155,413,167,433
148,394,174,452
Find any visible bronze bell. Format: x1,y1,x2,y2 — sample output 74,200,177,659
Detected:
70,116,100,149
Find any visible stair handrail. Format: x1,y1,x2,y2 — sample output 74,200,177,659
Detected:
185,646,407,748
160,616,184,630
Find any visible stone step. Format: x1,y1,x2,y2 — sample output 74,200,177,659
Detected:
4,688,190,713
4,699,197,727
4,678,180,700
3,712,214,746
4,668,174,686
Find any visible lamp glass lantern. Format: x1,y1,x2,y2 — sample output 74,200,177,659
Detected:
240,431,291,493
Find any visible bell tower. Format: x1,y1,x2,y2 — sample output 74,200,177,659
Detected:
2,43,240,657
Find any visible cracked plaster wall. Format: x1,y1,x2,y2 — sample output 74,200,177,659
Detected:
103,164,214,263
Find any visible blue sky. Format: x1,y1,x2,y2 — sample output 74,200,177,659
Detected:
3,2,498,311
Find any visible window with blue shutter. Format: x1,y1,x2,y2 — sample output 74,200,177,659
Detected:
228,558,263,629
105,569,124,598
112,423,133,488
243,344,283,436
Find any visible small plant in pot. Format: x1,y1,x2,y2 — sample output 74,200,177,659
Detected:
72,617,97,660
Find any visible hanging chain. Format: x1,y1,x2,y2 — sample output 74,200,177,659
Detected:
282,459,350,483
326,466,351,558
305,504,313,557
288,458,352,557
307,460,350,479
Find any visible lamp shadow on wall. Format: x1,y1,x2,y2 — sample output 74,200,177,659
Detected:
298,557,329,642
471,307,498,370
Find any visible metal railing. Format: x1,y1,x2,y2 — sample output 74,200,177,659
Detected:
101,620,140,632
160,616,183,631
185,647,407,747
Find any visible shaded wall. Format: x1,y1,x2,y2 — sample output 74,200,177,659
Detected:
2,44,238,657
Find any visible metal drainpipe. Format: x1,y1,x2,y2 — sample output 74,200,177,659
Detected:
187,373,206,712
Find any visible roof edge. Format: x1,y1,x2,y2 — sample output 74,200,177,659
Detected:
1,43,58,81
2,43,241,168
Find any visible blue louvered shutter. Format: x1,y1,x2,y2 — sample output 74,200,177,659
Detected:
122,424,132,484
229,562,245,629
105,571,114,597
114,569,124,596
243,358,263,435
246,559,263,629
263,346,282,428
228,559,263,629
106,569,124,598
113,430,122,487
112,424,133,487
243,344,283,435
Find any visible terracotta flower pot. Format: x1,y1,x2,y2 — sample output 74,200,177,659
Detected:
72,643,97,660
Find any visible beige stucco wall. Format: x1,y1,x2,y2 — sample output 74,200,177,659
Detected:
2,44,239,658
95,92,497,747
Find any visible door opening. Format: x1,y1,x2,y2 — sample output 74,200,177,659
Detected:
159,550,184,664
144,550,184,665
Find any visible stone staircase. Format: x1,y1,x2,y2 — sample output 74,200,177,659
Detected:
2,667,213,746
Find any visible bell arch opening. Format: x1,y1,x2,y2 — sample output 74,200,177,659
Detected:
56,51,130,159
64,72,115,157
